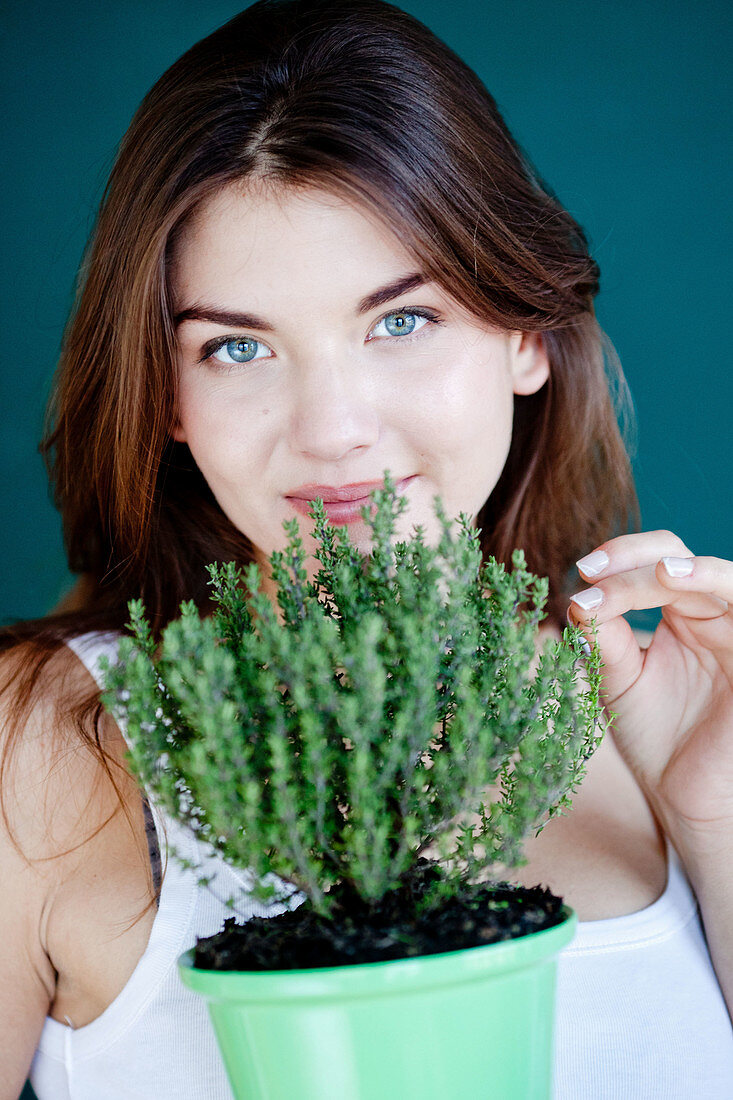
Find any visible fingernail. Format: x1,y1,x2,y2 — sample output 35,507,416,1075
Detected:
570,587,604,611
576,550,609,577
661,556,693,578
579,638,592,658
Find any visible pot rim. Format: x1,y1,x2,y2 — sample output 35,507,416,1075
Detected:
178,904,577,1003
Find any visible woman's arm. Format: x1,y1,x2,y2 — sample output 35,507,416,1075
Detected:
667,824,733,1024
0,651,59,1099
0,645,133,1098
568,535,733,1020
0,826,54,1100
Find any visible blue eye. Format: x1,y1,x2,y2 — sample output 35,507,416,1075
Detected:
384,311,419,336
368,307,442,342
201,336,272,366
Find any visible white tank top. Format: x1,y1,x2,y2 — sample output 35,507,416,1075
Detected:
29,632,733,1099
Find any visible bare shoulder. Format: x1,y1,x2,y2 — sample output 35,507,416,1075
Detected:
0,641,133,858
0,641,108,1085
0,640,153,1067
0,640,148,925
1,641,92,850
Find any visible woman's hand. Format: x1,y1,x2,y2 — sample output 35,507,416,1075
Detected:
568,531,733,845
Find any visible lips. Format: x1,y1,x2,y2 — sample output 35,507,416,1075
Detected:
286,477,414,503
285,476,416,524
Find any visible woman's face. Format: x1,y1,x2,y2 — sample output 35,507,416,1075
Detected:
170,180,548,594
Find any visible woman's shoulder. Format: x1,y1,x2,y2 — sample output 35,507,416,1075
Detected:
0,635,132,862
0,636,89,766
0,635,155,1053
0,633,147,917
0,630,150,878
0,632,118,756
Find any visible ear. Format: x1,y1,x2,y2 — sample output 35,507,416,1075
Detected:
169,400,187,442
509,331,550,396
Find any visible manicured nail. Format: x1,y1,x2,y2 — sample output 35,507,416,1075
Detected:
569,587,604,611
661,556,693,578
576,550,609,577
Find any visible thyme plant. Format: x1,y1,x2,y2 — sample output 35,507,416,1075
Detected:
101,473,604,921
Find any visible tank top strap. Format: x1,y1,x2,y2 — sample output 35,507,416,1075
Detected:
65,630,124,696
65,630,163,898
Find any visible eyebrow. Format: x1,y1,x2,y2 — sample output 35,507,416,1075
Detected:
173,271,427,331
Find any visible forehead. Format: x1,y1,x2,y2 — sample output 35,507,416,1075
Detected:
170,179,418,297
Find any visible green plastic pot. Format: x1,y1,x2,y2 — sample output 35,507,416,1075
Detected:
179,905,576,1100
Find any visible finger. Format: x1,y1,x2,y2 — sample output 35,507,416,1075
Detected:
656,555,733,613
659,603,733,670
569,563,726,624
576,529,692,581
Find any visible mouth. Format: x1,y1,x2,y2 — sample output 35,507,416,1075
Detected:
285,475,416,523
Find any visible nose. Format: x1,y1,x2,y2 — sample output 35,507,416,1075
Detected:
288,356,380,463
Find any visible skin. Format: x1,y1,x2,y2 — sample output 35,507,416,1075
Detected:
170,179,549,601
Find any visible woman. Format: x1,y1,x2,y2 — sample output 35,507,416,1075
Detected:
2,1,732,1096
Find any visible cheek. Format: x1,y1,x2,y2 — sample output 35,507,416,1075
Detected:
176,381,269,483
406,356,513,459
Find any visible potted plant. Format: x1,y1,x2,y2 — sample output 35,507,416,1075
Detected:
101,472,603,1100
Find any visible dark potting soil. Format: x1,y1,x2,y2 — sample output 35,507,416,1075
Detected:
193,858,566,972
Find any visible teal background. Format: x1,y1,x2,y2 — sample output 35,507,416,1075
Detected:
2,1,731,631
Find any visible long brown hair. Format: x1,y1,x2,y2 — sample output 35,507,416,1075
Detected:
1,0,638,815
